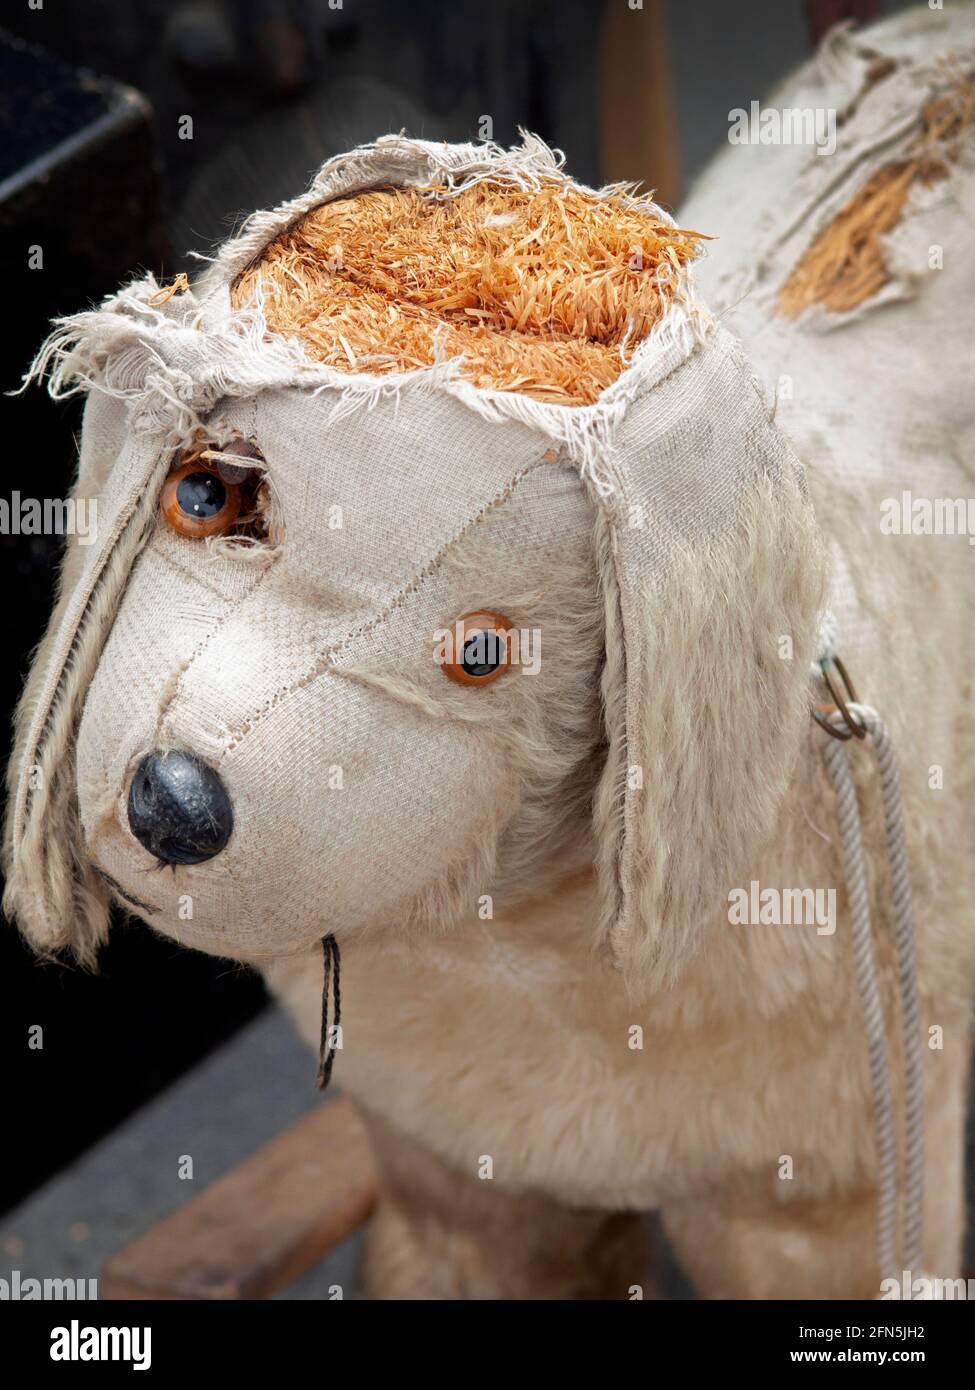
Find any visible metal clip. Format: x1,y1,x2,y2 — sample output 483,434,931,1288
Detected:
812,654,867,741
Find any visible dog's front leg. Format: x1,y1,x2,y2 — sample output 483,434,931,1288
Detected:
358,1110,650,1300
659,1175,967,1301
659,1186,886,1299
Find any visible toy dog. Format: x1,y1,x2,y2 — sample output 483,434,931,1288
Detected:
7,5,974,1300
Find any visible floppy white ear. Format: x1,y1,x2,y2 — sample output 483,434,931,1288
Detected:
4,268,327,961
592,326,827,990
3,277,221,963
3,389,139,963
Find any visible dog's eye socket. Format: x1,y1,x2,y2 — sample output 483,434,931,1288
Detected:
442,612,513,686
162,463,241,539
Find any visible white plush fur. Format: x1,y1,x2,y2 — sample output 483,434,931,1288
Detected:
593,470,827,988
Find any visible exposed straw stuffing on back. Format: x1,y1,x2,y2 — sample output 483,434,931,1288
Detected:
231,180,706,406
777,74,975,318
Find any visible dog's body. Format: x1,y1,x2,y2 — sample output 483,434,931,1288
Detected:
7,6,974,1301
271,9,975,1298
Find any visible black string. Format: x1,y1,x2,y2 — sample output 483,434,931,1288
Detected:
315,933,342,1091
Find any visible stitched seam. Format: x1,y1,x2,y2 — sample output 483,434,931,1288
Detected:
217,458,554,755
153,538,256,601
155,555,280,742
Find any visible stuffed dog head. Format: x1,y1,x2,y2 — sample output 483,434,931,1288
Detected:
4,136,826,988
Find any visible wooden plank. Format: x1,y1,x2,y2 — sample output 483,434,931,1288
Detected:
100,1097,377,1300
598,0,681,210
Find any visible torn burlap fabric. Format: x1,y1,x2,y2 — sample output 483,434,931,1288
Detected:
5,133,824,986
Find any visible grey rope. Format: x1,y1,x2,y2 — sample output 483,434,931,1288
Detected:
821,702,925,1282
850,705,925,1273
822,728,898,1280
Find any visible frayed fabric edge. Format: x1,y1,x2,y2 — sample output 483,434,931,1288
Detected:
20,129,715,498
195,129,677,289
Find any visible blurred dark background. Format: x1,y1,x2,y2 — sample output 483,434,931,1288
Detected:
0,0,913,1219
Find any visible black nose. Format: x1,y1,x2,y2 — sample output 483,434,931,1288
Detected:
127,751,233,865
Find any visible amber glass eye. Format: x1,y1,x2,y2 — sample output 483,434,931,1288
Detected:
161,462,241,539
441,611,513,686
